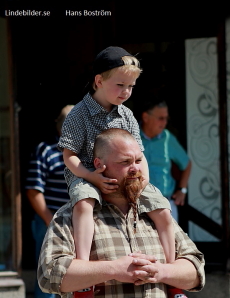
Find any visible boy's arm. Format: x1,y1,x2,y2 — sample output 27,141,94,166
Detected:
63,148,118,193
63,148,93,180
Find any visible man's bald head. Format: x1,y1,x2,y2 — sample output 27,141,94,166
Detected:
93,128,137,160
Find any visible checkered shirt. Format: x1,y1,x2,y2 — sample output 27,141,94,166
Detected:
57,93,144,187
38,199,205,297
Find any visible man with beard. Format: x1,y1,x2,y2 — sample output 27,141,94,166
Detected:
37,128,205,298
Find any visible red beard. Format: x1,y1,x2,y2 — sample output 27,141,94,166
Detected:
121,171,143,233
122,171,143,204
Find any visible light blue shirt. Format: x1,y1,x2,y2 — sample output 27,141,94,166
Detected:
140,129,189,198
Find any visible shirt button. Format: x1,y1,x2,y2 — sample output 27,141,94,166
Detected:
107,116,111,121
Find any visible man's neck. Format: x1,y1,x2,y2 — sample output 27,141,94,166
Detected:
102,193,130,215
141,125,157,139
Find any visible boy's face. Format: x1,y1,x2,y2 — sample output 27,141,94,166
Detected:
95,69,138,109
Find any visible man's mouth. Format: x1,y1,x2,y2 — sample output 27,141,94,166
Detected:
125,174,142,183
126,177,138,181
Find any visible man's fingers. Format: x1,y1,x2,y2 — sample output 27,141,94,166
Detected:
134,276,158,285
129,253,157,263
133,271,158,283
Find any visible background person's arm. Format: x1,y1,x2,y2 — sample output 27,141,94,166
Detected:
172,160,192,206
26,189,53,226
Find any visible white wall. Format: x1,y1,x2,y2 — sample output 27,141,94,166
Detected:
185,37,221,241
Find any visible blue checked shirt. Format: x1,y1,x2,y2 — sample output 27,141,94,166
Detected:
58,93,144,187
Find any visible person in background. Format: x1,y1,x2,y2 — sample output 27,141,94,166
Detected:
25,105,74,298
140,94,191,222
37,128,205,298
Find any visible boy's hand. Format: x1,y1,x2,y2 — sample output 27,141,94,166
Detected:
88,166,118,194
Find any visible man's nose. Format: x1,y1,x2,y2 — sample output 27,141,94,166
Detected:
129,163,138,173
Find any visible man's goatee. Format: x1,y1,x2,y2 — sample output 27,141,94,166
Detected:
122,172,143,233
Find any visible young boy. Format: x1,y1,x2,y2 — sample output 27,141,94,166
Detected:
58,46,187,298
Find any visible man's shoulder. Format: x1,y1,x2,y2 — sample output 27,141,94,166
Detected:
165,129,177,139
148,183,163,194
164,129,184,148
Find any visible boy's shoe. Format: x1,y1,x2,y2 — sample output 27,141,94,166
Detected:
167,287,188,298
74,287,94,298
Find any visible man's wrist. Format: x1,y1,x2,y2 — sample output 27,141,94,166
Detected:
177,187,187,194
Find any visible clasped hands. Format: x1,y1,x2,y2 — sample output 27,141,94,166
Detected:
115,252,162,286
129,252,160,285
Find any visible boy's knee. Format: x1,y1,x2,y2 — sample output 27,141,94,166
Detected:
73,198,95,214
159,208,172,224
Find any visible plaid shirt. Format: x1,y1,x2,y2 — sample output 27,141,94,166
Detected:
38,194,205,297
57,93,144,187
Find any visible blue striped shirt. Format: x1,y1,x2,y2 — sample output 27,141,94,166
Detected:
25,140,70,211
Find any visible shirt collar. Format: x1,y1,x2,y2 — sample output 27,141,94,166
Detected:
83,93,122,116
140,128,163,140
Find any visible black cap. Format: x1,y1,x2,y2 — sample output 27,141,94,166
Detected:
93,46,134,75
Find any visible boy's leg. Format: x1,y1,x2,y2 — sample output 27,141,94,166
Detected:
147,209,188,298
69,176,102,298
73,198,95,260
73,198,95,298
147,208,175,263
139,183,173,261
140,184,187,298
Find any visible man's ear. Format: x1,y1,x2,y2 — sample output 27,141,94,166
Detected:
94,74,103,88
142,112,149,123
94,157,102,169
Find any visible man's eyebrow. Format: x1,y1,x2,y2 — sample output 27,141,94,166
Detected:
118,153,143,160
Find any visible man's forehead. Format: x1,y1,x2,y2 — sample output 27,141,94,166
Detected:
114,147,143,159
152,106,168,113
120,152,143,159
109,137,139,150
